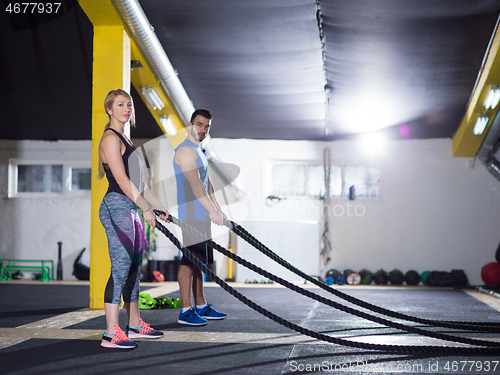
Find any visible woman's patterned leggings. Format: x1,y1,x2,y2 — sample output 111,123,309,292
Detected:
99,192,144,305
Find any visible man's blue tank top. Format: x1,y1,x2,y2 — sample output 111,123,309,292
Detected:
174,138,210,221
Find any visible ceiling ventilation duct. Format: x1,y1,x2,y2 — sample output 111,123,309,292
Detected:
112,0,246,199
112,0,194,124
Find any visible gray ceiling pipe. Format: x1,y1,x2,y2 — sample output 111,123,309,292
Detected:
477,109,500,182
112,0,194,124
112,0,246,199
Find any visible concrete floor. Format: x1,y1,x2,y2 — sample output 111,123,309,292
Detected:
1,280,500,374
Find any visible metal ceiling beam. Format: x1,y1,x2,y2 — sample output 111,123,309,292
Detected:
453,16,500,157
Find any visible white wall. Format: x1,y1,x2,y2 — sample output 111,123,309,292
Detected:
2,137,499,284
210,137,500,285
0,140,92,280
0,138,236,280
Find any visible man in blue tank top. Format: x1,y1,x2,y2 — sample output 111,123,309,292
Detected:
174,109,228,326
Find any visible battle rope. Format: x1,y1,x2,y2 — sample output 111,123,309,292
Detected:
154,213,500,354
226,219,500,332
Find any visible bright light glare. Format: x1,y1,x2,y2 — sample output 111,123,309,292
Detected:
484,86,500,109
142,87,164,110
473,115,489,135
160,115,177,136
361,133,386,155
400,125,410,136
337,93,401,133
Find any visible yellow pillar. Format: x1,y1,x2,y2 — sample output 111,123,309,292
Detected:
90,26,130,309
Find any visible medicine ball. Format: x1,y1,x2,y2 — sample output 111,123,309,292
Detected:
346,273,362,285
343,269,354,279
325,277,335,285
359,269,372,285
325,269,340,283
373,269,388,285
404,270,420,285
481,262,500,285
337,275,346,285
388,269,404,285
420,270,430,285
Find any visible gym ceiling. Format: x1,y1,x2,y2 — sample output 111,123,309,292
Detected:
2,0,500,157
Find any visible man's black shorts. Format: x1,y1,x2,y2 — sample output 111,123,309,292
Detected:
181,220,213,266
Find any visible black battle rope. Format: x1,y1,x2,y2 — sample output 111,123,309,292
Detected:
226,219,500,332
154,213,500,354
165,215,500,350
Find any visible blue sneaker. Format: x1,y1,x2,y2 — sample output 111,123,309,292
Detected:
196,303,227,320
178,307,207,326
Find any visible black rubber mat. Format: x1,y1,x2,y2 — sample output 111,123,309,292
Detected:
2,283,500,374
0,284,89,327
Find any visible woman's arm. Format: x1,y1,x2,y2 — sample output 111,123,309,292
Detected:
142,185,169,215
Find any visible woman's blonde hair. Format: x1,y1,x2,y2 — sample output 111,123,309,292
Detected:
98,89,136,179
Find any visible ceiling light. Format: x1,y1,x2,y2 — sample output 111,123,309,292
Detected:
473,115,489,135
361,133,386,155
483,86,500,109
160,115,177,136
141,87,164,110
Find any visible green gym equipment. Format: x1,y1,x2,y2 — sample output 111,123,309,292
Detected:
139,292,182,309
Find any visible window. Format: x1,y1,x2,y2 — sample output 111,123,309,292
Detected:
9,159,91,197
272,164,306,196
307,165,342,198
270,162,379,200
70,168,91,191
344,166,379,199
17,164,63,193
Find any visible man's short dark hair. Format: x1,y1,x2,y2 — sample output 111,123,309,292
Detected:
190,109,212,124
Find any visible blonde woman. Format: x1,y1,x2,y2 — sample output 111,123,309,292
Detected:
98,89,168,349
